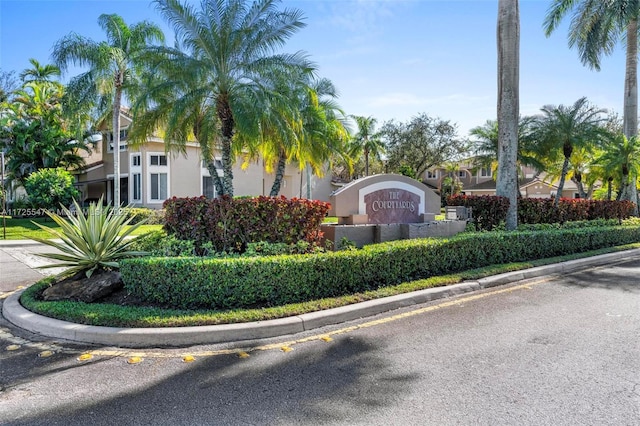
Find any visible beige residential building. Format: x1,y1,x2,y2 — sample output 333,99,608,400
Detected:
422,159,588,199
74,111,335,207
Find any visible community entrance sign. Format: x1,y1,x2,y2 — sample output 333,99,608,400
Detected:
329,174,440,224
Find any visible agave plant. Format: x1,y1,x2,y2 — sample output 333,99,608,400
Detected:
30,197,148,278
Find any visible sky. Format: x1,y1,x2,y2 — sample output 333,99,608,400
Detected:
0,0,628,137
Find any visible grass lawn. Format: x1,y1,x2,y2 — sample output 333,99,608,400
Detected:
0,217,162,240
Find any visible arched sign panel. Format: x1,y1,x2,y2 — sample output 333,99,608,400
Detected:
330,174,440,224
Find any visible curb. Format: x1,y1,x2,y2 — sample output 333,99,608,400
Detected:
3,248,640,348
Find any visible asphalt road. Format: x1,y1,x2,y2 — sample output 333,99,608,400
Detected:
1,258,639,425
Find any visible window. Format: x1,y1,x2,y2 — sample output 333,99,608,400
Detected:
107,129,128,152
203,176,216,199
148,152,169,202
480,167,491,178
458,170,466,178
132,173,142,201
132,154,141,167
150,154,167,166
150,173,168,200
426,170,438,179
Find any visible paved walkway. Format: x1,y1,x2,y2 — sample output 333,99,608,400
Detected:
0,240,67,293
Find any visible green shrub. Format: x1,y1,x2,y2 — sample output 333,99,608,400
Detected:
448,194,634,229
24,168,79,212
163,195,330,253
123,207,165,225
120,224,640,310
446,194,509,231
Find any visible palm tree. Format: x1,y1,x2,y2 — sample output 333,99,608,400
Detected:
544,0,639,139
470,116,542,185
52,14,165,209
19,58,61,84
350,116,385,177
531,97,607,206
132,0,312,197
496,0,520,230
275,78,349,197
595,133,640,210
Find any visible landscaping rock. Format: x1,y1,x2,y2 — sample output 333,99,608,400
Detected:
42,270,123,303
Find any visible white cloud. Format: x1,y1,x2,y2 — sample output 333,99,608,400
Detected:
328,0,395,36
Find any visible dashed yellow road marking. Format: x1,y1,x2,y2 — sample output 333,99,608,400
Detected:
77,353,93,362
127,356,143,364
0,287,24,300
1,279,551,361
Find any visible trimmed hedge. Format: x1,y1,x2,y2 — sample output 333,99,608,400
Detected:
120,224,640,310
446,195,509,230
447,195,635,230
163,195,330,253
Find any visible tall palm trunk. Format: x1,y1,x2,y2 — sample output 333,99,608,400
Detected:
572,171,587,199
555,153,571,205
364,147,370,176
112,75,123,211
269,149,287,196
624,19,639,215
206,161,225,198
217,95,234,197
496,0,520,230
623,19,638,139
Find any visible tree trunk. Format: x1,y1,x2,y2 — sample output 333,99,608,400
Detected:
572,171,587,199
206,161,224,198
623,19,639,215
607,177,613,200
623,19,638,139
364,147,370,176
216,95,234,197
112,76,122,212
555,156,570,206
269,150,287,196
496,0,520,230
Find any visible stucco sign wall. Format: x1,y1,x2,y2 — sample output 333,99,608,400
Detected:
330,174,440,224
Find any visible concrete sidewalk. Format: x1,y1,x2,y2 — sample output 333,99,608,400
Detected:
0,239,66,293
3,239,640,348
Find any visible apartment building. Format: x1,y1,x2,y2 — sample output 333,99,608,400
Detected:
422,159,585,199
74,110,335,207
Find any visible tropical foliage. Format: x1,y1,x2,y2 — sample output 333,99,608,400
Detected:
244,75,350,196
349,115,385,177
0,63,89,187
530,97,608,206
30,197,148,278
595,133,640,206
130,0,313,198
53,14,165,209
544,0,639,139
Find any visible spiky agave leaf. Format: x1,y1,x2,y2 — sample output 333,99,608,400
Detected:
30,197,148,278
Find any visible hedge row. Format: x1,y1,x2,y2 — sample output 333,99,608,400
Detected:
163,196,330,253
120,225,640,310
447,195,635,230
